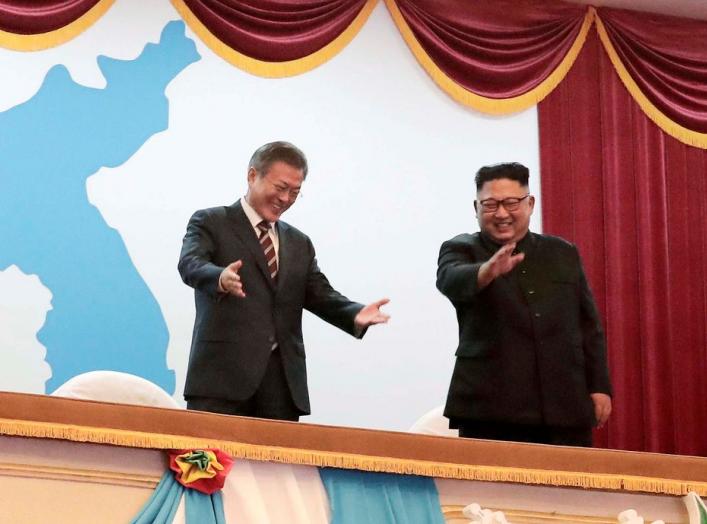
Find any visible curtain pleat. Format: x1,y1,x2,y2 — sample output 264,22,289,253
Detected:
0,0,114,50
132,472,184,524
185,489,225,524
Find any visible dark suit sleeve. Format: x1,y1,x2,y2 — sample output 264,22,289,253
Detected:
436,238,484,303
178,209,224,299
302,237,364,337
576,249,613,396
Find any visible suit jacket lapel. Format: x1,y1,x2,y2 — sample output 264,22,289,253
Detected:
225,202,276,291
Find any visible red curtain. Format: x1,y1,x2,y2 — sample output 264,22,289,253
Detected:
540,30,707,456
181,0,369,61
0,0,101,34
392,0,587,98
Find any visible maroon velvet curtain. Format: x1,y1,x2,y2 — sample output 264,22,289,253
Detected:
182,0,368,61
599,7,707,132
392,0,587,97
540,30,707,456
0,0,101,34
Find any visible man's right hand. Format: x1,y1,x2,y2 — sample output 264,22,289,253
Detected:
477,242,525,289
218,260,246,297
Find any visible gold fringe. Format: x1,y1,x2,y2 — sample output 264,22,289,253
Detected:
1,418,705,497
383,0,594,115
169,0,378,78
0,0,116,51
595,13,707,149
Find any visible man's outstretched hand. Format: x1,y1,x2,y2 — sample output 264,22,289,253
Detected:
477,242,524,289
219,260,246,298
354,298,391,329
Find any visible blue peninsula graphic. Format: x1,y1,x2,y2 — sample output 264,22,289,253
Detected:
0,21,200,393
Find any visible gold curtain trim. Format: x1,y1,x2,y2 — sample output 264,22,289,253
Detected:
383,0,594,115
1,417,705,497
595,13,707,149
0,0,116,51
169,0,378,77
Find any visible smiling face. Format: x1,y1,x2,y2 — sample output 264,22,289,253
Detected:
475,178,535,245
245,160,304,223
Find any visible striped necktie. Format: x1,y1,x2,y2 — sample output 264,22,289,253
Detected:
257,221,278,280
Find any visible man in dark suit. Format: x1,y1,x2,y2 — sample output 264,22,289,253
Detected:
436,162,612,446
178,141,389,421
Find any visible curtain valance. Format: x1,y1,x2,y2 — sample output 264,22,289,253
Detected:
388,1,707,145
0,0,114,50
3,1,707,147
385,0,592,114
170,0,377,77
595,7,707,147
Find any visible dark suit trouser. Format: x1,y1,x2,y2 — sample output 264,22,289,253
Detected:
186,348,302,421
458,421,592,447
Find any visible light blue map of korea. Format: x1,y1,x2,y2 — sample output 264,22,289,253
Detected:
0,21,200,394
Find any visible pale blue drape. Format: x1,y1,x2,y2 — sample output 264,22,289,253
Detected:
131,471,225,524
319,468,446,524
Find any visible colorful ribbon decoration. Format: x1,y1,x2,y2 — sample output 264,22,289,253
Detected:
169,448,234,495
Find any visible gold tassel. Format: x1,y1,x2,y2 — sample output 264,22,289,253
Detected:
170,0,378,78
595,13,707,149
383,0,595,115
1,417,704,497
0,0,116,51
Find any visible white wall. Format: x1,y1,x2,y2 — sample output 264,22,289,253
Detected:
0,0,541,431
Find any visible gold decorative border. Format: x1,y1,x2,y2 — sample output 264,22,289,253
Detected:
442,505,622,524
0,0,116,51
1,417,705,497
0,461,160,489
383,0,594,115
595,12,707,149
170,0,378,77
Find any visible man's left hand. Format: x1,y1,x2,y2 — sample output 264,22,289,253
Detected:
354,298,391,329
590,392,612,428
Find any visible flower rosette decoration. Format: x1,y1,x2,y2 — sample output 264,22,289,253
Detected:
168,448,234,494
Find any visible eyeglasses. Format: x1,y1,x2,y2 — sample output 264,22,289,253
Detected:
267,178,302,200
477,194,530,213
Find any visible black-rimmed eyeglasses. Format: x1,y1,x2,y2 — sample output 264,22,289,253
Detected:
476,194,530,213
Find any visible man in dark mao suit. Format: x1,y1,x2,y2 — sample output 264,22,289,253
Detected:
436,162,612,446
179,141,389,421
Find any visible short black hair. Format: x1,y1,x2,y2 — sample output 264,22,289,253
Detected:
249,141,308,179
475,162,529,191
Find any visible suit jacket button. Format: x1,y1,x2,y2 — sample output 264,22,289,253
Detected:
534,312,541,318
528,290,535,295
268,335,276,343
